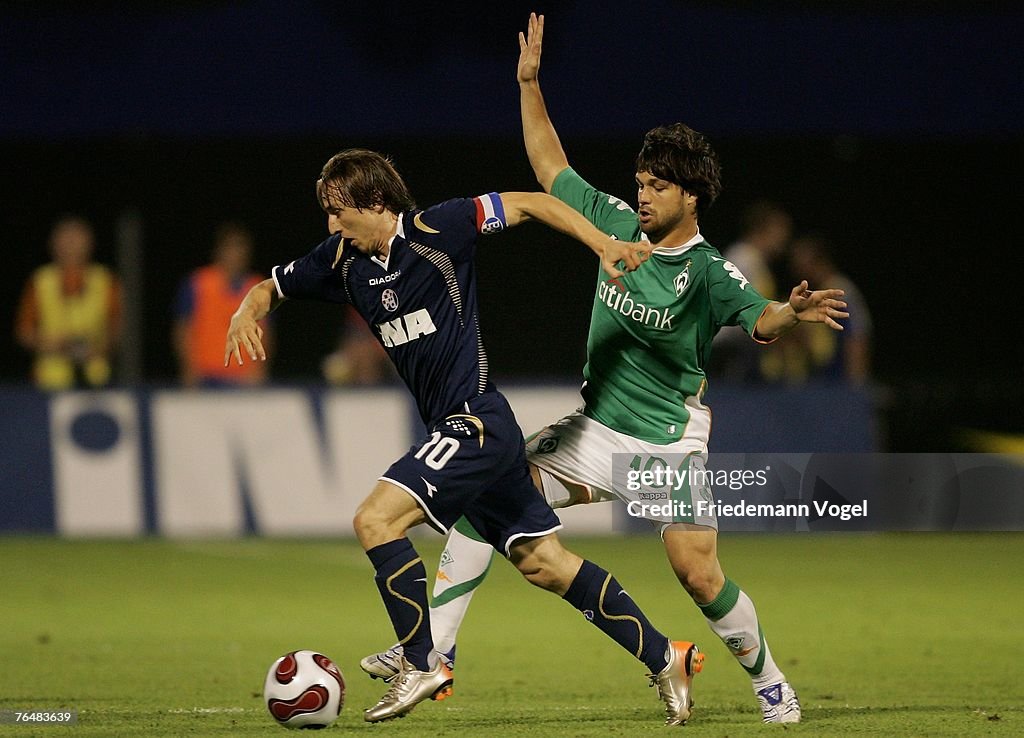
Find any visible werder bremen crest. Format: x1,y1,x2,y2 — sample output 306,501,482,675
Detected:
674,259,693,297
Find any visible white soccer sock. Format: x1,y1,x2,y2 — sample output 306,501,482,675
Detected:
699,578,785,691
429,523,495,657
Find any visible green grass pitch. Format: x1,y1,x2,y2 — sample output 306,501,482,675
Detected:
2,533,1021,736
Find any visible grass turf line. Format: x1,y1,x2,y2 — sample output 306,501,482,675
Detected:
0,534,1021,736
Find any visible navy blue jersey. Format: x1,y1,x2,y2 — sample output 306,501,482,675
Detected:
272,194,507,426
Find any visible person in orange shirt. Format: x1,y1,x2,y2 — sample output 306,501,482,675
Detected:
173,222,271,387
15,216,122,390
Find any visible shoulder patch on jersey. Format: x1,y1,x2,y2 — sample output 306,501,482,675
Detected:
413,212,441,234
606,194,634,212
720,259,750,290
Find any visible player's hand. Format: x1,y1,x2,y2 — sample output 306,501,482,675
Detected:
602,239,653,279
224,312,266,367
788,280,848,330
517,12,544,84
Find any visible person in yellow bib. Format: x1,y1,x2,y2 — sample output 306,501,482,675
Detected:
15,216,121,390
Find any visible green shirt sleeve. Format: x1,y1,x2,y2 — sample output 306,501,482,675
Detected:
550,167,641,242
706,255,772,336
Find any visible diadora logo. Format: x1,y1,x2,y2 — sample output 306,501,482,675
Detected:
369,271,401,286
377,308,437,348
674,259,692,297
711,257,750,290
381,289,399,312
597,280,675,331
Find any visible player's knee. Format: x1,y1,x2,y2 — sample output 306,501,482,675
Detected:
509,537,578,593
516,560,562,592
673,563,724,603
352,502,392,548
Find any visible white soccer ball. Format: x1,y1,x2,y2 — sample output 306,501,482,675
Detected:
263,650,346,729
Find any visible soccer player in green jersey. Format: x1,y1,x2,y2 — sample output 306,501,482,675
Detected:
361,13,848,725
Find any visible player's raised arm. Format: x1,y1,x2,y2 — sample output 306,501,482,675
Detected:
518,13,569,192
499,191,651,277
754,281,848,341
224,278,282,366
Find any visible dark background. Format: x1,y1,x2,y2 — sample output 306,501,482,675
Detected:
2,1,1022,450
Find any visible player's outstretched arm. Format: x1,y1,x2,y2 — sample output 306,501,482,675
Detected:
224,278,281,367
500,191,651,277
518,13,569,192
754,281,848,341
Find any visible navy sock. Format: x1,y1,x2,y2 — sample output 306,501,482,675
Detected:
366,538,433,671
563,560,670,673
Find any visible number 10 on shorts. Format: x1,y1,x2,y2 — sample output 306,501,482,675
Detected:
415,432,460,470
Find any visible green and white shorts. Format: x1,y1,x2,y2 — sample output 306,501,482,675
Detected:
525,411,718,530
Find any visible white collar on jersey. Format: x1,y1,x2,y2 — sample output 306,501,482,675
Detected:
651,230,703,257
370,213,405,270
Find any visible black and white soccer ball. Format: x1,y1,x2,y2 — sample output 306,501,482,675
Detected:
263,650,346,729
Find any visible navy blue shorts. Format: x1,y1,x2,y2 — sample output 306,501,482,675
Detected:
381,391,562,556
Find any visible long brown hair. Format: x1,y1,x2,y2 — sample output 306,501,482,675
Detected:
316,149,416,213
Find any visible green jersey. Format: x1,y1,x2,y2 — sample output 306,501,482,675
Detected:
551,167,772,445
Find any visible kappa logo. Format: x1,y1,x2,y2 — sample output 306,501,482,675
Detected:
638,492,668,500
711,256,750,290
606,194,633,212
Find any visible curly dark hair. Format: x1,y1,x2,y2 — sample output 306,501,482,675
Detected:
635,124,722,216
316,149,416,213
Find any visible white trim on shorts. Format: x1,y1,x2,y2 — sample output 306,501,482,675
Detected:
379,475,449,534
503,524,564,558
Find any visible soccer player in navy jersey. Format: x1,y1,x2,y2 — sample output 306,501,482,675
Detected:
224,149,703,724
360,14,848,725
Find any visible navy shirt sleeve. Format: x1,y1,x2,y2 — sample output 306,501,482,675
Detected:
271,234,351,304
407,194,507,263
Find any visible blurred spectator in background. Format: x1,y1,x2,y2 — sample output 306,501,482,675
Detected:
173,222,271,387
711,201,793,382
15,216,121,390
321,305,393,386
786,235,872,384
